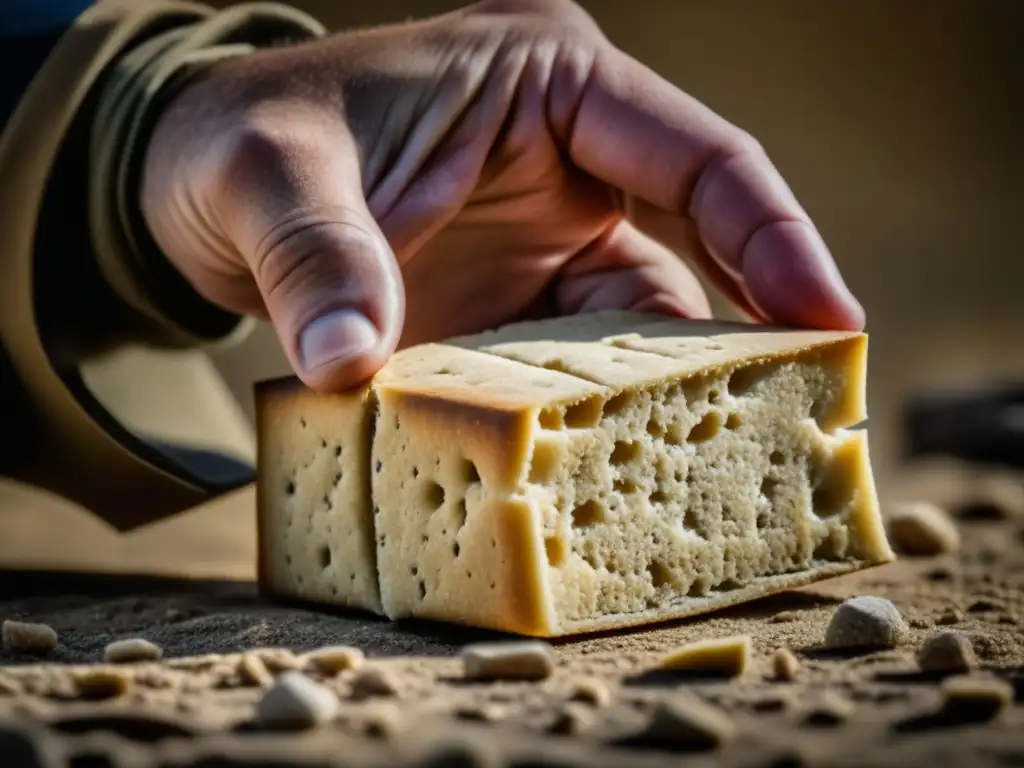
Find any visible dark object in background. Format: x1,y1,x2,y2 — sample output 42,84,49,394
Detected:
904,384,1024,470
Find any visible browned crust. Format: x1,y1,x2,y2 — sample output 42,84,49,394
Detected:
387,390,535,494
253,381,276,597
551,558,892,639
495,499,551,636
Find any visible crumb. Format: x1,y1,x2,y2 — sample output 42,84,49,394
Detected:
104,638,162,664
1,620,57,656
350,666,400,699
72,668,133,700
462,641,555,682
568,677,611,707
302,645,365,674
548,703,595,735
660,635,750,678
253,648,302,673
939,675,1013,723
936,607,965,625
455,702,507,723
887,501,961,556
238,652,275,688
771,648,801,682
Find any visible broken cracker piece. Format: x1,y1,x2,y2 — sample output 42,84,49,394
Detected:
256,312,892,637
350,666,400,699
302,645,365,674
238,652,275,688
104,638,162,664
939,675,1013,722
661,635,750,677
462,640,555,682
887,501,960,556
771,647,801,682
549,702,595,735
2,620,57,656
72,668,132,699
568,676,611,707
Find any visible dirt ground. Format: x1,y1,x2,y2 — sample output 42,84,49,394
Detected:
3,468,1024,768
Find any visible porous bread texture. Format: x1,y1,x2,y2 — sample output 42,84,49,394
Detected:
255,311,894,637
256,383,380,612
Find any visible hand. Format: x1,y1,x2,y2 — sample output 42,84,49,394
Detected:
141,0,865,393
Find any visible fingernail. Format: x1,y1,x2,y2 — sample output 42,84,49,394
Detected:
299,309,378,373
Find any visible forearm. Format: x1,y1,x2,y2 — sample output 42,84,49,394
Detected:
0,0,324,529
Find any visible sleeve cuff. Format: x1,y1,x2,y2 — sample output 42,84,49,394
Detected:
88,2,327,351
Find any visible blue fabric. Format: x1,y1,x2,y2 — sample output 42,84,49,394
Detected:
0,0,92,35
0,1,93,127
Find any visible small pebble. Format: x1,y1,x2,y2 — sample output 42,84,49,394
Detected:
824,596,910,650
770,610,800,623
302,645,365,674
1,620,57,656
462,640,555,682
887,501,960,556
802,692,854,727
936,607,964,625
238,652,275,688
660,635,750,677
772,647,801,682
939,675,1013,722
350,666,400,699
549,703,595,735
104,638,162,664
72,668,133,699
916,631,978,673
256,672,339,729
637,692,735,751
568,677,611,707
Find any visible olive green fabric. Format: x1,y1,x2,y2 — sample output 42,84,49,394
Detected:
0,0,324,530
89,1,326,349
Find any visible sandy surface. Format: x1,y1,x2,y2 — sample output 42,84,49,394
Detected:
3,474,1024,768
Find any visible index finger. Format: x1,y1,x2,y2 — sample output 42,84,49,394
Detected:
549,45,865,331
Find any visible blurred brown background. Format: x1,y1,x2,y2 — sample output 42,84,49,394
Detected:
1,0,1021,580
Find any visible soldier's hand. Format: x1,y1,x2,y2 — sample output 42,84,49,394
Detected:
141,0,864,393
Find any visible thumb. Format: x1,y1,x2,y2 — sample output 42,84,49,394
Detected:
216,109,405,392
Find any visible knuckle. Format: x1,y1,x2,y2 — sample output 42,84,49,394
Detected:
724,129,766,161
473,0,601,38
213,116,296,196
255,217,377,300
